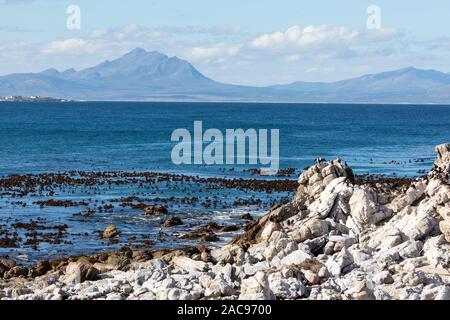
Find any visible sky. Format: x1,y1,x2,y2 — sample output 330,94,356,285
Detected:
1,0,450,85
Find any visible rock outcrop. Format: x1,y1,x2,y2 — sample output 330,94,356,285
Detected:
1,144,450,300
102,225,119,239
144,205,168,216
434,143,450,169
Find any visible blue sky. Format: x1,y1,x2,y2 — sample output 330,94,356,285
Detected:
1,0,450,85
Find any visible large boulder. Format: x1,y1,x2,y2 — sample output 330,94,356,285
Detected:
144,205,168,216
348,188,380,229
434,143,450,169
280,249,313,267
296,219,330,242
307,177,353,220
388,182,426,213
63,259,99,284
296,159,354,201
238,271,275,300
268,272,306,299
325,248,354,276
440,220,450,242
102,225,119,239
172,256,208,273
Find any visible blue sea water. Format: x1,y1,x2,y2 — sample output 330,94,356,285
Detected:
0,102,450,262
1,102,449,177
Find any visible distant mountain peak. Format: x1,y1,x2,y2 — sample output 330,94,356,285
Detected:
62,68,76,75
34,48,211,87
128,47,147,55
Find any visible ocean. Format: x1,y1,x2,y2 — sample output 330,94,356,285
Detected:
1,102,449,262
1,102,450,176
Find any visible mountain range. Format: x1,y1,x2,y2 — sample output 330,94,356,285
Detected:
1,48,450,103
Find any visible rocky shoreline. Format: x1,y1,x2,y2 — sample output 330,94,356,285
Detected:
1,144,450,300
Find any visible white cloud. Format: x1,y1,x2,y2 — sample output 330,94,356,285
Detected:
1,21,447,85
305,67,336,74
250,25,401,51
423,37,450,51
40,24,170,56
0,0,35,4
186,25,402,68
191,46,222,59
41,39,89,54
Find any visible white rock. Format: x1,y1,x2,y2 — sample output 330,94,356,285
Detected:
388,183,426,213
373,288,393,300
260,222,281,241
203,274,236,298
172,256,208,273
238,272,275,300
211,246,234,264
435,286,450,300
349,188,379,229
439,220,450,242
434,143,450,168
372,271,394,285
402,271,426,286
303,270,320,285
280,250,313,267
243,261,269,276
423,236,450,268
268,272,306,299
325,248,354,277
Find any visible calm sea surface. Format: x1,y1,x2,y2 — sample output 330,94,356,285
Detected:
1,102,449,176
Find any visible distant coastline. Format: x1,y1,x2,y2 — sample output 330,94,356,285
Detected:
0,95,71,103
2,98,450,106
